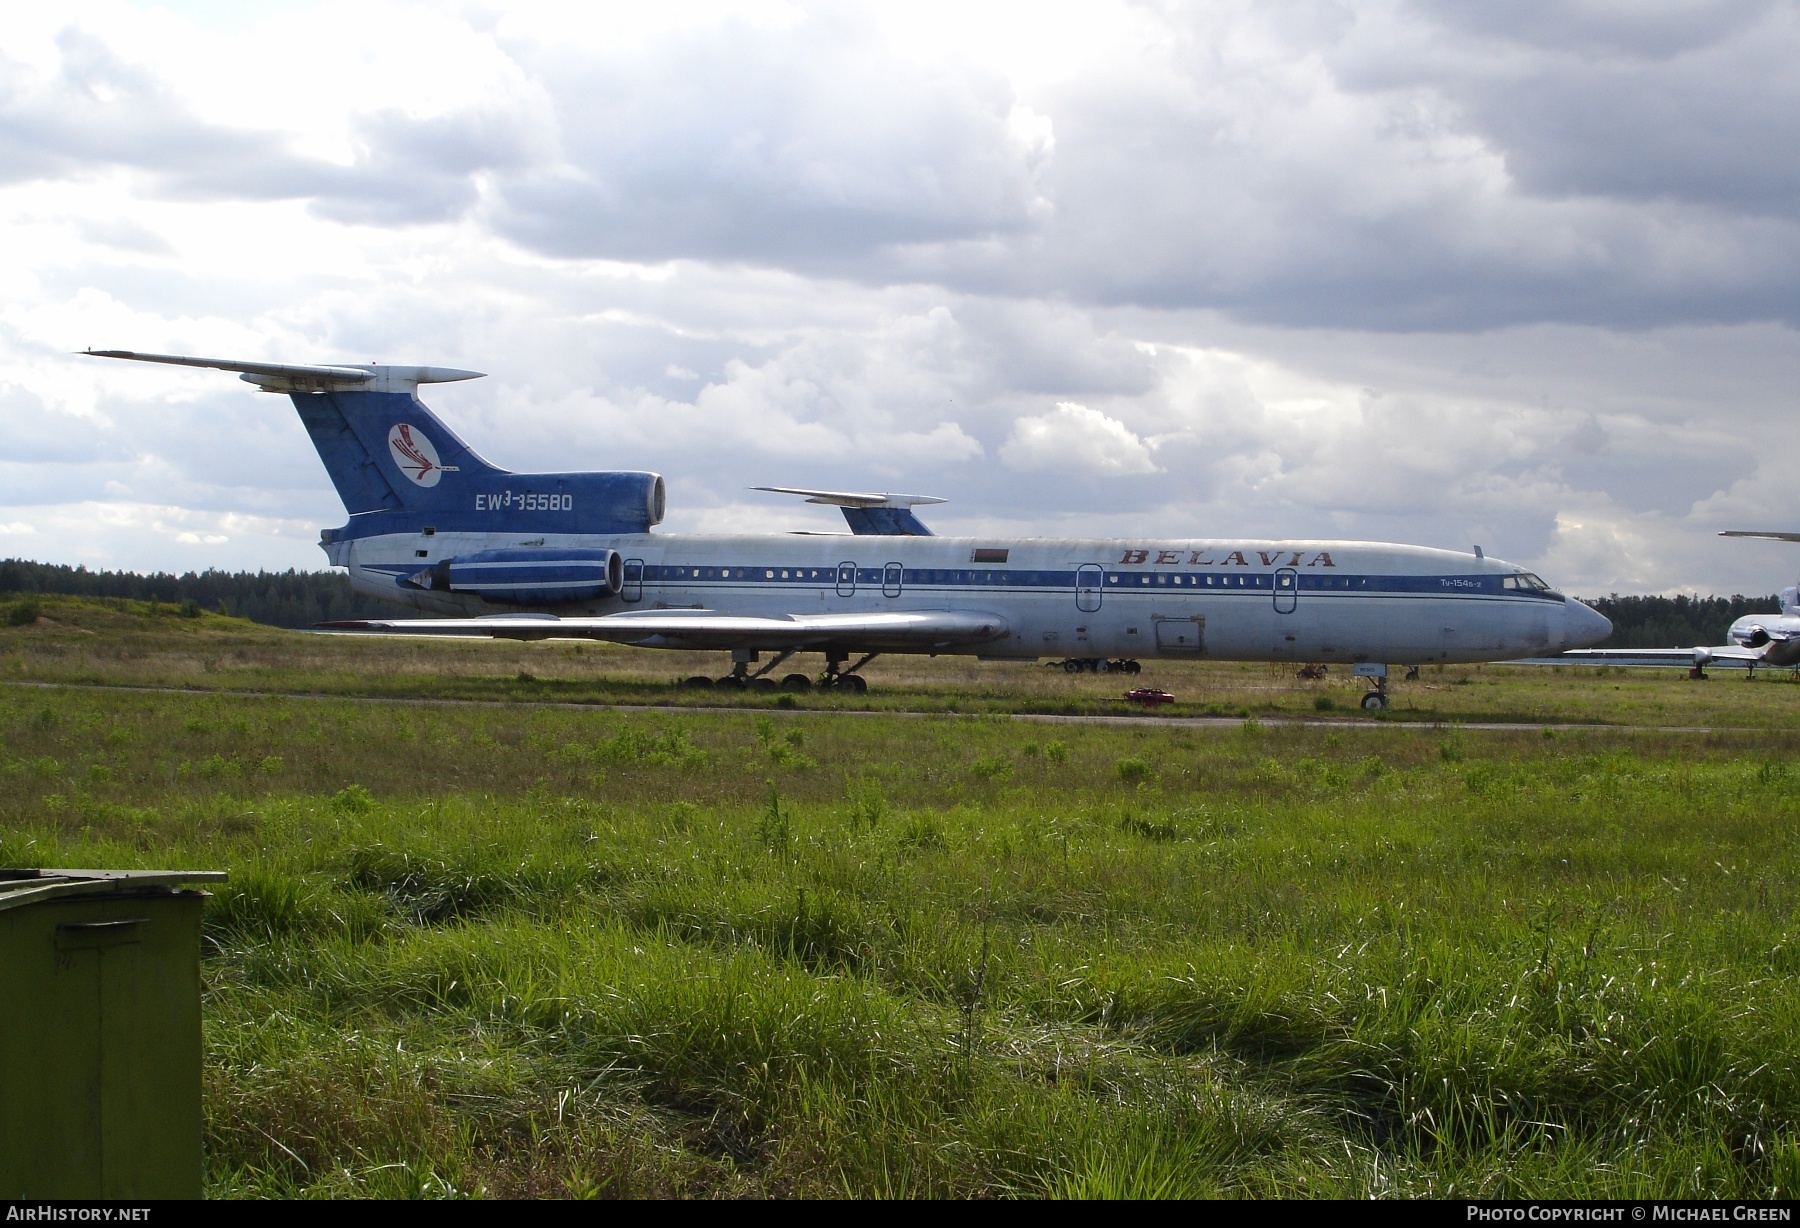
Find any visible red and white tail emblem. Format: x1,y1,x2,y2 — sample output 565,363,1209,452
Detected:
387,423,456,487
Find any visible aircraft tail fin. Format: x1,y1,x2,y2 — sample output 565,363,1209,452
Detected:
87,349,666,535
86,350,502,515
291,389,508,515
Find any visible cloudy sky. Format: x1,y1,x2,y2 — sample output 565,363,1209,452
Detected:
4,0,1799,594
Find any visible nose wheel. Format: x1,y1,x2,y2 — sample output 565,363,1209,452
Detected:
1354,662,1391,710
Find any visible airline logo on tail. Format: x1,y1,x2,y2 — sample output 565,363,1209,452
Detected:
388,423,457,487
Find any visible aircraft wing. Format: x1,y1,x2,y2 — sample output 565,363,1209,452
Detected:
1557,645,1766,665
317,608,1009,651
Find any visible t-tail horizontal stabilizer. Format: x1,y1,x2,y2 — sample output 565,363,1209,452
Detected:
84,349,484,393
754,486,946,536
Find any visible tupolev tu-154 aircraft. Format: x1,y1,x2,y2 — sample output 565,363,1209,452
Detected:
87,349,1612,708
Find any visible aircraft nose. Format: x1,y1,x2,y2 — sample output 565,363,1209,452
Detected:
1564,599,1612,649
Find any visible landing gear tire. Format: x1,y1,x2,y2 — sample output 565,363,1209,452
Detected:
717,675,747,689
1122,659,1142,675
837,674,868,694
751,678,777,692
780,673,812,691
682,675,714,689
1360,691,1388,711
1063,659,1082,674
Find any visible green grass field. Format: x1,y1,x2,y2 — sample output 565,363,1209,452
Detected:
5,597,1800,1197
9,594,1800,728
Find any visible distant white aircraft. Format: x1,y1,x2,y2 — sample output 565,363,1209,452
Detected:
1560,531,1800,678
87,349,1612,707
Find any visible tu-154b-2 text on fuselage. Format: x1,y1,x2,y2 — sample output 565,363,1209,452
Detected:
86,350,1612,708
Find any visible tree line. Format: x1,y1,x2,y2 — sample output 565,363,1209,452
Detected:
1579,593,1779,650
0,559,394,628
0,557,1780,646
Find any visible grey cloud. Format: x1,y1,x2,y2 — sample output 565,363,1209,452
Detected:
0,31,277,185
75,217,172,255
489,13,1044,262
0,29,532,226
23,8,1800,330
1343,3,1800,216
0,385,132,464
1405,0,1771,60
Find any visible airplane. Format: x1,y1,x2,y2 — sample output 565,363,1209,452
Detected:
1559,531,1800,678
85,349,1613,708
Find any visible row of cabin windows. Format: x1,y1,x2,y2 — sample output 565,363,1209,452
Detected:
645,567,1481,591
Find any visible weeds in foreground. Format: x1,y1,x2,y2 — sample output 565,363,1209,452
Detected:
4,682,1800,1197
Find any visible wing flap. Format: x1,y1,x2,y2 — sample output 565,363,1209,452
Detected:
319,609,1009,650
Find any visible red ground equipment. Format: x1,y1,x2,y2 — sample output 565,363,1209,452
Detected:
1123,687,1175,709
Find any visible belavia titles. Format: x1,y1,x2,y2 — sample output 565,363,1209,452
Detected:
87,350,1610,707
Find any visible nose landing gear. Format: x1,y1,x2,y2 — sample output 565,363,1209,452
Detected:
1354,662,1391,710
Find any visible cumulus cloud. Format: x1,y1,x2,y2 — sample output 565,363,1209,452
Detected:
1001,402,1159,475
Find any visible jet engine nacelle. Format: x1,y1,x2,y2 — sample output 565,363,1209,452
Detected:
410,548,625,605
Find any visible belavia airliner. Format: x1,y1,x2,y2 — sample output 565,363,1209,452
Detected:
88,350,1612,708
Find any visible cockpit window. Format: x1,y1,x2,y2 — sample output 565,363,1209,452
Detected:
1503,573,1551,591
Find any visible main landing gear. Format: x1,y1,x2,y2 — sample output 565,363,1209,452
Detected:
681,650,878,693
1051,658,1141,675
819,651,877,692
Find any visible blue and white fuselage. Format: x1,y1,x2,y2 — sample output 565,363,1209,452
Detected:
336,527,1601,666
88,350,1612,693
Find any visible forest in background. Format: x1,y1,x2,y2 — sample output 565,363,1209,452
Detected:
0,559,392,627
0,557,1778,647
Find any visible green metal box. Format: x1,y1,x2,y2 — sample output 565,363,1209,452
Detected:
0,869,225,1199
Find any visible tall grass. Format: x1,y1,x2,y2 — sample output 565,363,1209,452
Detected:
3,682,1800,1196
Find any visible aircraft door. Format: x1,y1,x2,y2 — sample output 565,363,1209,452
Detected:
882,562,903,597
836,562,857,597
1273,567,1298,614
1076,564,1103,613
622,558,644,603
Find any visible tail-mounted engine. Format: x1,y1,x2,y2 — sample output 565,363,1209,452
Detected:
404,549,625,605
